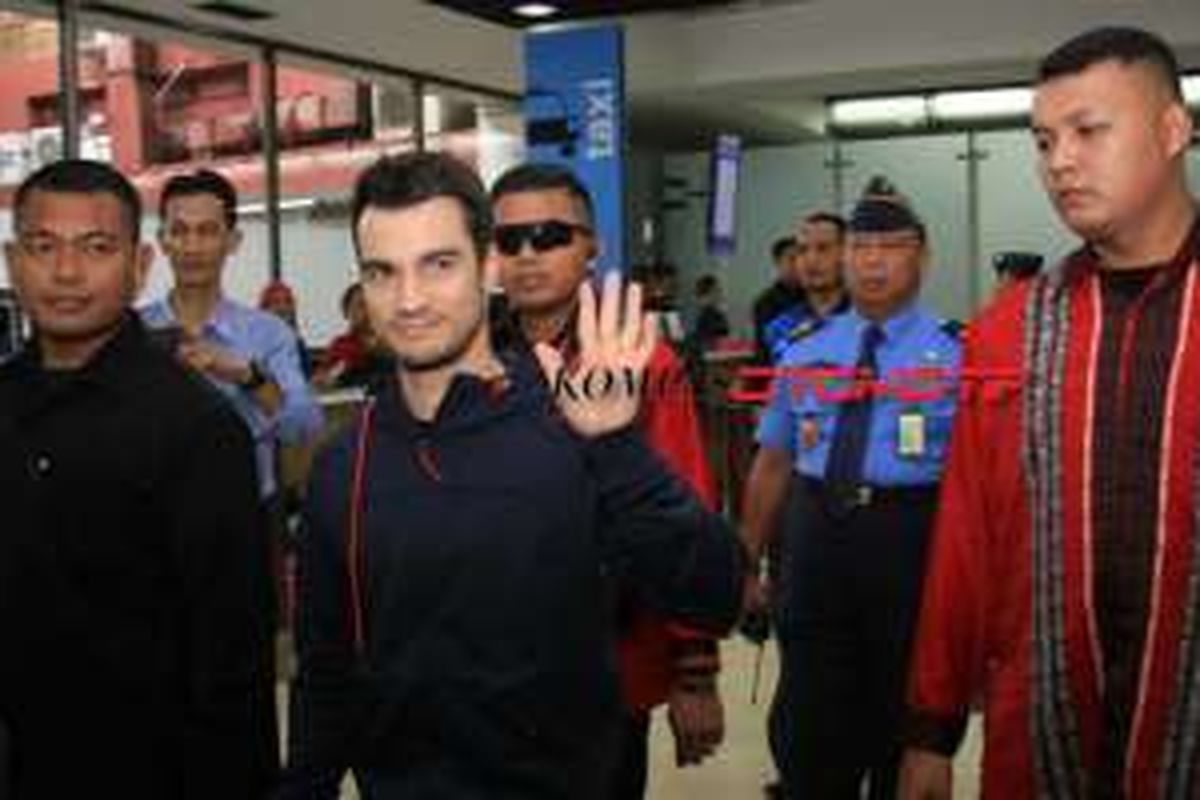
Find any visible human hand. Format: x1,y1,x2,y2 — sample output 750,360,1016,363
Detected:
533,271,657,438
666,683,725,767
177,337,254,386
897,748,953,800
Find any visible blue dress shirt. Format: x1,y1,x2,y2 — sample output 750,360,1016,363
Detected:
141,296,324,498
755,303,961,486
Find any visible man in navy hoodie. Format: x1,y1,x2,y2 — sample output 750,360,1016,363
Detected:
283,152,745,799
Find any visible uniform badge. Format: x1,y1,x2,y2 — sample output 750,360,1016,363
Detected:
800,414,821,450
897,410,926,457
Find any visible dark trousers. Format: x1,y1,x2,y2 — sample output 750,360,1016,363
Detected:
608,709,651,799
0,717,9,800
770,480,936,800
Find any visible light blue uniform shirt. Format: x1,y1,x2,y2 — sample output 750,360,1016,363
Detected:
141,296,324,498
755,303,962,486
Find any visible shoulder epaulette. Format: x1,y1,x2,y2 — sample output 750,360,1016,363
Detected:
787,317,826,344
939,319,965,339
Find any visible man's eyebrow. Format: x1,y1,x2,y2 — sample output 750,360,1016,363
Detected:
17,227,116,240
358,257,393,272
1033,108,1099,131
418,246,465,263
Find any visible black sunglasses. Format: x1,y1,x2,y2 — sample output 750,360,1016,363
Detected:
493,220,591,256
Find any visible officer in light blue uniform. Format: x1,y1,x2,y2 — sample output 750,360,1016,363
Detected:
758,303,961,487
741,176,962,800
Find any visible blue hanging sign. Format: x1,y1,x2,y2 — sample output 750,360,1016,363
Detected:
707,133,742,257
524,24,626,274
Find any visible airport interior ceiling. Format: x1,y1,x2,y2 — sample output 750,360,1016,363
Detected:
23,0,1200,148
425,0,743,28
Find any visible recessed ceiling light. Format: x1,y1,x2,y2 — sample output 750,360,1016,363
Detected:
192,1,274,21
512,3,560,20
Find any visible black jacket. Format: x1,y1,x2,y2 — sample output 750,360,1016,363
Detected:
752,280,805,364
286,356,744,799
0,316,278,799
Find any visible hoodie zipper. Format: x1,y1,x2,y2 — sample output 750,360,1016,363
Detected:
413,436,443,483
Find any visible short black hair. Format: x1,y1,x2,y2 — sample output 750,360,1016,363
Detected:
159,168,238,229
14,159,142,243
993,251,1044,279
352,152,491,259
803,211,848,240
696,274,720,296
490,163,595,228
771,236,796,261
1038,26,1182,100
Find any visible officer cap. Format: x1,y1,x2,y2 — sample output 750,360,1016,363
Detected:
848,175,925,239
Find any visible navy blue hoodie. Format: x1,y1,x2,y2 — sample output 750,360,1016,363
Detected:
285,356,744,799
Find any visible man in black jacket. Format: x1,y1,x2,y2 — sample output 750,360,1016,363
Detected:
0,160,277,799
283,152,746,799
751,235,802,365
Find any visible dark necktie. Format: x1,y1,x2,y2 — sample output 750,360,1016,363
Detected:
825,323,884,491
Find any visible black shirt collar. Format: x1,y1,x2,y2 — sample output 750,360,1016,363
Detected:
5,313,152,419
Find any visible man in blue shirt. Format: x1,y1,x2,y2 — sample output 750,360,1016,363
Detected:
740,178,961,799
141,170,324,644
141,170,324,508
761,211,850,363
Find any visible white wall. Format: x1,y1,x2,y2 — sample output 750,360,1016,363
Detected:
136,209,357,347
661,142,836,334
631,0,1200,97
3,138,1196,344
659,126,1196,333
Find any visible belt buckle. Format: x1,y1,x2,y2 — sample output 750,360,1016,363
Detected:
825,482,872,519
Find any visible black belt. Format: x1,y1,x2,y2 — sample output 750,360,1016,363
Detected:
801,477,939,516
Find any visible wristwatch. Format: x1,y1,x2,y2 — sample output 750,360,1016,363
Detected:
240,359,269,391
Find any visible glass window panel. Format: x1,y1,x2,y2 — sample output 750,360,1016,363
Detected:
422,82,524,187
660,142,837,334
67,23,268,308
0,8,63,292
976,129,1079,302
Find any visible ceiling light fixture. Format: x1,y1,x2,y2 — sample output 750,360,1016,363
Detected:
829,96,928,129
929,87,1033,122
512,3,561,19
831,72,1200,133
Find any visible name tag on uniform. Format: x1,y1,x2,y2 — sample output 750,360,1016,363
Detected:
800,414,821,450
897,411,926,457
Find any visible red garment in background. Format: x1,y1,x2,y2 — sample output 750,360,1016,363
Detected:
619,340,720,711
320,331,367,374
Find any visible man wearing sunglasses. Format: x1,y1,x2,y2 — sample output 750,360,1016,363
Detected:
490,163,726,798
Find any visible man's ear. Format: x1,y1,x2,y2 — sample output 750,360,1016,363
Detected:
227,226,243,257
1161,100,1194,161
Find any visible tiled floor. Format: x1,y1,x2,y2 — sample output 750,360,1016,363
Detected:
281,635,983,799
645,638,983,799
